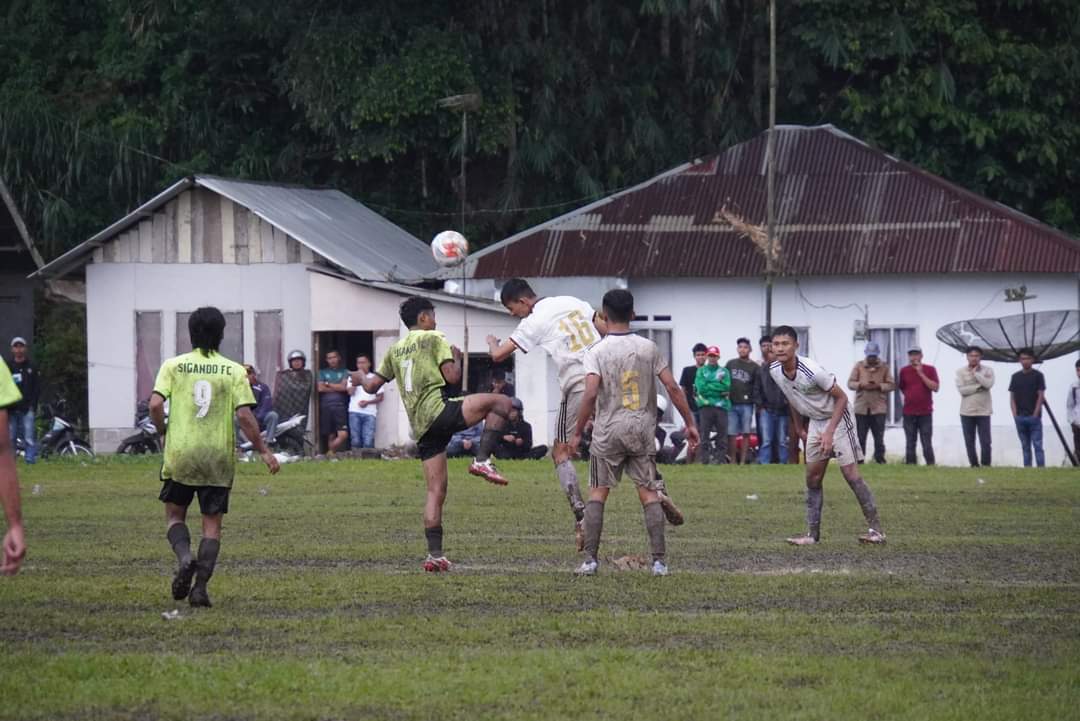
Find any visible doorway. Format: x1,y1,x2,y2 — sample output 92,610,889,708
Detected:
312,330,374,452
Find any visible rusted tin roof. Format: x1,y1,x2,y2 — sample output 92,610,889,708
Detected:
469,125,1080,278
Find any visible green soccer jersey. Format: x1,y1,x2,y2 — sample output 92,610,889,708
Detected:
153,350,255,488
0,358,23,410
376,329,455,439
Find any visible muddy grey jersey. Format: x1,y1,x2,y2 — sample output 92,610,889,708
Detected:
769,355,837,421
583,332,667,458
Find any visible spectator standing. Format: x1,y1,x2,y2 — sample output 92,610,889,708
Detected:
317,350,351,455
488,368,516,397
495,398,548,460
679,343,708,427
956,346,994,467
238,364,279,445
347,355,384,449
273,350,314,451
754,335,789,464
1067,359,1080,459
1009,348,1046,468
694,346,731,464
897,346,939,465
848,342,894,464
726,337,760,465
7,337,39,464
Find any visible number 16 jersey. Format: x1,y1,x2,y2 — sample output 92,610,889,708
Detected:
510,296,598,392
153,350,255,488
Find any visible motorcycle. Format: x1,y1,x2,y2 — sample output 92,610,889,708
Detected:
238,413,308,457
22,399,95,459
116,400,163,454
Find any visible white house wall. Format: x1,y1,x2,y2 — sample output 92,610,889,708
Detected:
629,272,1079,467
86,263,311,451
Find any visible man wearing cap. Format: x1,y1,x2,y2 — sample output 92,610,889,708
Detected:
847,342,894,464
897,345,939,465
694,346,731,464
7,337,40,464
495,398,547,460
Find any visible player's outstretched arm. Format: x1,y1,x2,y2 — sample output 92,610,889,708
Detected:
0,410,25,575
569,374,600,455
659,367,700,453
486,335,517,363
237,406,280,474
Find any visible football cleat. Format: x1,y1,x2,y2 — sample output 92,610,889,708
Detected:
468,459,508,486
574,559,598,576
575,519,585,552
188,583,212,608
858,529,887,545
171,557,196,601
786,534,819,546
657,491,685,526
651,560,669,576
422,555,452,573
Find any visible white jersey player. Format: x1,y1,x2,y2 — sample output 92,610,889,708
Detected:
486,279,604,549
768,326,886,545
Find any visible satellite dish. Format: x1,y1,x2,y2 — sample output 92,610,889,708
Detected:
935,310,1079,362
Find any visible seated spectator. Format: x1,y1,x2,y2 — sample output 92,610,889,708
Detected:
488,368,515,397
237,364,278,444
495,398,548,460
446,421,484,458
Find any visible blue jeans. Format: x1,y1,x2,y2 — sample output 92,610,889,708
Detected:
349,412,376,449
1014,415,1045,467
758,408,789,464
9,410,37,463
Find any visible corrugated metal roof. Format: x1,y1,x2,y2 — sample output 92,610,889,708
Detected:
468,125,1080,278
33,176,437,281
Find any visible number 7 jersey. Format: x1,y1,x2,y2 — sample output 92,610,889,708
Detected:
509,296,599,391
376,329,456,439
152,350,256,488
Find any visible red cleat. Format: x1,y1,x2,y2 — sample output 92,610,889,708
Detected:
469,459,508,486
422,555,452,573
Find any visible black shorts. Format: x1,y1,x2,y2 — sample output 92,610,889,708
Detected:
320,402,348,435
417,401,469,461
159,480,230,515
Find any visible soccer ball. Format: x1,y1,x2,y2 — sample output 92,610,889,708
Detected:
431,230,469,267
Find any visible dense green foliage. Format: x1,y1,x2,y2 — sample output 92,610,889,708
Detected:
1,458,1078,720
2,0,1078,259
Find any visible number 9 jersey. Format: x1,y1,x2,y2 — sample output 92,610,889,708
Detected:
152,350,255,488
509,296,599,392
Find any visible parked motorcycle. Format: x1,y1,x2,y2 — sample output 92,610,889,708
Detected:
238,413,308,456
21,399,95,459
116,400,163,454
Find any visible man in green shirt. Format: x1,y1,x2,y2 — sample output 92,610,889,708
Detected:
356,297,514,572
695,346,731,464
0,358,26,575
317,350,350,456
150,307,279,607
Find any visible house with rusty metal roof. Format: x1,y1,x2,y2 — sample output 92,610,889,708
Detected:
452,125,1080,465
32,176,546,453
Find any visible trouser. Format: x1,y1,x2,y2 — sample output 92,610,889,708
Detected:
757,408,789,464
902,414,934,465
9,410,36,463
855,412,886,463
348,412,376,448
1073,423,1080,460
236,411,279,445
960,415,991,467
1014,415,1045,468
697,406,728,464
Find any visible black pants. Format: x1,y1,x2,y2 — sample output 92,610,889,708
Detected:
855,413,887,463
902,414,935,465
961,415,992,467
697,407,728,464
1074,424,1080,461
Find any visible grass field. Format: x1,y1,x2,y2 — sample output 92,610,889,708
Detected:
1,456,1078,720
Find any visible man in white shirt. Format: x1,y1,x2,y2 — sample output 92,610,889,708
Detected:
347,355,384,449
769,325,885,546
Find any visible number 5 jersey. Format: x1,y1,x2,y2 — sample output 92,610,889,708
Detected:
583,332,667,458
509,296,599,392
153,350,255,487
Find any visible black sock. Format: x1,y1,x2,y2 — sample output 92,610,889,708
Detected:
425,525,444,556
476,429,502,462
167,524,192,564
194,538,220,586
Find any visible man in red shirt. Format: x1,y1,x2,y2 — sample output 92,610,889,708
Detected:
897,345,939,465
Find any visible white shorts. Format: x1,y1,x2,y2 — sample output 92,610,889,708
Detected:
806,411,863,466
555,385,585,444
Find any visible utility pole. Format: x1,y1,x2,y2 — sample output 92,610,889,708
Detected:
764,0,777,335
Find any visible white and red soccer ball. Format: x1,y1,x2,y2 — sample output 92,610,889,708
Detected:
431,230,469,267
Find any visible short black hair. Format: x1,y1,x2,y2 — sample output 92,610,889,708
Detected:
1075,358,1080,369
400,296,435,327
500,278,536,305
326,349,340,358
759,335,772,346
692,343,708,354
965,345,983,355
771,325,798,342
1018,347,1036,359
601,288,635,323
189,307,225,355
736,337,751,346
491,368,506,381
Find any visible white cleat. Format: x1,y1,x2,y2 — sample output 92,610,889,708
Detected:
858,528,887,545
574,559,598,576
651,560,669,576
786,534,819,546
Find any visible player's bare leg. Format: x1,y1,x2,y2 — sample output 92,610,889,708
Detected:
463,393,513,485
637,485,668,575
576,486,609,575
420,453,452,572
788,459,826,545
839,463,885,544
553,441,587,550
188,513,222,607
165,502,196,600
